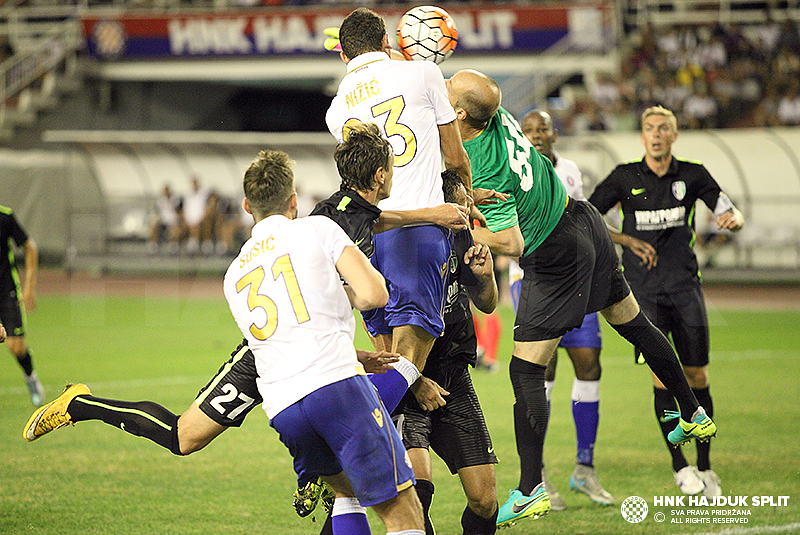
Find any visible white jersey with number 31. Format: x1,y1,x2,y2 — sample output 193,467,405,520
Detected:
326,51,457,211
223,214,358,419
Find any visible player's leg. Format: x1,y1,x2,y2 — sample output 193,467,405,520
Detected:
561,314,614,505
291,375,424,534
541,348,567,511
372,225,451,374
426,363,498,533
392,372,436,535
7,335,44,406
496,338,558,527
637,294,699,493
668,287,719,496
24,340,259,455
458,464,498,534
603,294,715,444
1,297,44,406
407,448,435,535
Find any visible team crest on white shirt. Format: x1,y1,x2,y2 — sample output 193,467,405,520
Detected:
672,181,686,201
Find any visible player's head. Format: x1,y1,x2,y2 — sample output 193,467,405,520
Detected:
334,121,394,201
521,110,557,160
641,105,678,161
339,8,388,61
447,69,502,131
242,149,297,221
441,168,470,210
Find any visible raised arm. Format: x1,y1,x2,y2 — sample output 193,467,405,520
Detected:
462,243,498,314
438,120,472,191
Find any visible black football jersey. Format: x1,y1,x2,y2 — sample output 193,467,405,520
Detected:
428,229,480,367
589,157,723,295
310,189,381,258
0,207,28,297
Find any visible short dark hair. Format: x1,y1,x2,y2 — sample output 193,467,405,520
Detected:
339,7,386,60
334,121,393,193
242,149,295,219
441,169,463,204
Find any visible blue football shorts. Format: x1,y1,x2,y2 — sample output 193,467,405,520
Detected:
362,225,452,339
270,374,415,507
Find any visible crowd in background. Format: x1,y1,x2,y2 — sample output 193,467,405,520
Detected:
147,177,318,256
553,17,800,135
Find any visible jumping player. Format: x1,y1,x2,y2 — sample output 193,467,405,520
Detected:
446,69,717,528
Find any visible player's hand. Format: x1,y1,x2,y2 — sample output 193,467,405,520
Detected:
464,243,493,278
716,210,743,232
430,203,469,230
471,188,509,206
0,322,6,343
624,236,657,270
469,204,488,229
410,376,449,411
356,349,400,374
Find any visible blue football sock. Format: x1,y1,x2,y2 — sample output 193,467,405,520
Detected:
331,497,371,535
571,379,600,466
368,357,420,413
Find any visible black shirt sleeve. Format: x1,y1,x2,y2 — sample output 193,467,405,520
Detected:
8,212,29,247
695,164,724,213
589,167,622,214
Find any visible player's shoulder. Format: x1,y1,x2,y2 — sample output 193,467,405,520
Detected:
673,156,708,173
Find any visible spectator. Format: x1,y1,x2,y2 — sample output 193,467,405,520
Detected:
147,184,182,255
777,79,800,125
181,176,208,254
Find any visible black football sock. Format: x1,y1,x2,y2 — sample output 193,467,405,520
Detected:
611,311,698,420
318,508,333,535
68,396,183,455
462,503,498,535
509,356,547,495
415,479,435,535
693,386,713,471
654,387,689,472
17,350,34,376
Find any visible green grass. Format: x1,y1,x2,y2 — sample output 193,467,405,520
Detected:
1,292,798,534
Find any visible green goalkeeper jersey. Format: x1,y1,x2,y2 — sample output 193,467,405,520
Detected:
463,107,567,257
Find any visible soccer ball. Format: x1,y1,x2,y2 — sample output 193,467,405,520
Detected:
396,6,458,64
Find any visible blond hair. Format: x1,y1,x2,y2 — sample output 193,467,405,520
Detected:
641,105,677,132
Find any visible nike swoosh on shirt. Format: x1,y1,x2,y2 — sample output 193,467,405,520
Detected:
631,188,646,195
355,237,365,246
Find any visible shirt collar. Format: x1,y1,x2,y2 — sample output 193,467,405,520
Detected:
346,51,391,74
639,156,679,178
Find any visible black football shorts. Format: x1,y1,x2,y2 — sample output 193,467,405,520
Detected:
515,198,630,342
195,339,262,427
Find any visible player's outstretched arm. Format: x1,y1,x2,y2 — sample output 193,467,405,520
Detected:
471,224,524,258
336,245,389,311
376,203,469,234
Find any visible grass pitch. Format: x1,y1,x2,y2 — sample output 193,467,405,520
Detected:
1,287,798,534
